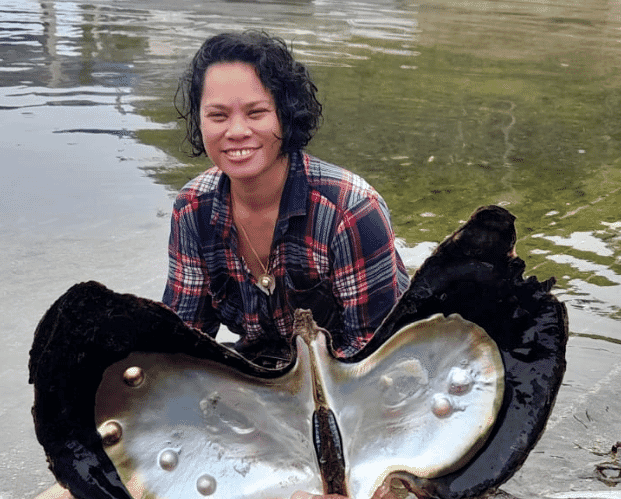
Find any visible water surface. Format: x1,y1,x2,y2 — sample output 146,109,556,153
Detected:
1,0,620,497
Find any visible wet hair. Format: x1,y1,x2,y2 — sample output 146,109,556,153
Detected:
176,30,323,157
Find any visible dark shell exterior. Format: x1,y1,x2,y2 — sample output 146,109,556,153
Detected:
362,205,569,499
28,205,568,499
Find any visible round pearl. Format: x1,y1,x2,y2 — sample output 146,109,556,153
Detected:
431,394,453,418
123,366,145,387
259,275,273,289
158,449,179,471
196,474,217,495
98,420,123,446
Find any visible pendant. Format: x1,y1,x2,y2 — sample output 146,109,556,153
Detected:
258,274,275,296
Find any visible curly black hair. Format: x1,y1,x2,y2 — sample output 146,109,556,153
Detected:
176,31,323,157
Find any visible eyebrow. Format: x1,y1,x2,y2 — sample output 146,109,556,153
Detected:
202,100,273,111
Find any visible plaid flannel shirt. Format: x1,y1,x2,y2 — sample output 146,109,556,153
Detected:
163,151,409,365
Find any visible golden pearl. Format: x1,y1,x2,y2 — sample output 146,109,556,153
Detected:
98,420,123,446
123,366,145,387
259,275,273,289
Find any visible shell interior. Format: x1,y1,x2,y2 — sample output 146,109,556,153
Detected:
94,313,504,499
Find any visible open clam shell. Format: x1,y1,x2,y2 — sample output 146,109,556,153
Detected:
92,313,504,499
29,205,568,499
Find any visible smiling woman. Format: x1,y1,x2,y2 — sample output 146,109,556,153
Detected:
31,29,410,499
197,61,290,286
162,30,410,368
199,62,287,182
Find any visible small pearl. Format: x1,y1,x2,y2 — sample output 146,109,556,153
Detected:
431,394,453,418
98,420,123,446
448,367,473,395
260,275,273,289
158,449,179,471
196,474,217,495
123,366,145,387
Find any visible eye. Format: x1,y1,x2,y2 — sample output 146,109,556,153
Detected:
249,108,269,119
206,112,227,122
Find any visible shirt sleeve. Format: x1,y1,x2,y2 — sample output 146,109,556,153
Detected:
330,193,409,356
162,194,220,337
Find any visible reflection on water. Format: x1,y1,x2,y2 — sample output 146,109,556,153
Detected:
1,0,621,497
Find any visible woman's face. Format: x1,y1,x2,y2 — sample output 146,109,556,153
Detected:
199,62,286,182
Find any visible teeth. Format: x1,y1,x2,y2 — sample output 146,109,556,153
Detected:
228,149,254,158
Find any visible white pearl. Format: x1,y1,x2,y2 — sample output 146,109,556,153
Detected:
158,449,179,471
197,474,217,495
431,394,453,418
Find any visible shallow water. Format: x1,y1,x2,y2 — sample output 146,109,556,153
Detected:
1,0,620,497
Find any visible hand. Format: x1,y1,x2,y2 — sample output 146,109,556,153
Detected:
370,479,399,499
374,474,424,499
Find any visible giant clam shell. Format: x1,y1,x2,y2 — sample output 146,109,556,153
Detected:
93,313,504,499
28,205,568,499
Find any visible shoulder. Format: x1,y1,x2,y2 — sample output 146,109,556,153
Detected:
303,153,381,211
173,166,222,212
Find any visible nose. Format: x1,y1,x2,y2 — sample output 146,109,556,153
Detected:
225,113,251,139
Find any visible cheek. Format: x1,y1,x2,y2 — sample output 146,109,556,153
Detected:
199,124,221,149
200,133,219,160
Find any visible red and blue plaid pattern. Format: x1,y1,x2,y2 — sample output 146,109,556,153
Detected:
163,152,409,363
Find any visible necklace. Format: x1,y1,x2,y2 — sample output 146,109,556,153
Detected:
235,218,275,296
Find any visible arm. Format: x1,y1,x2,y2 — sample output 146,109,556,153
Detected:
330,193,409,355
162,194,220,337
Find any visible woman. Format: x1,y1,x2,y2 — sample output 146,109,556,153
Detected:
35,30,408,499
163,30,409,367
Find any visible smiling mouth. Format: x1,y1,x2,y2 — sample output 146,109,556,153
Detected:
225,148,257,159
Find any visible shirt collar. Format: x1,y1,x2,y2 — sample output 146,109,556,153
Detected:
210,171,233,239
275,151,308,238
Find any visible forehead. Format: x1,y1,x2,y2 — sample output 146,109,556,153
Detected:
201,61,274,105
